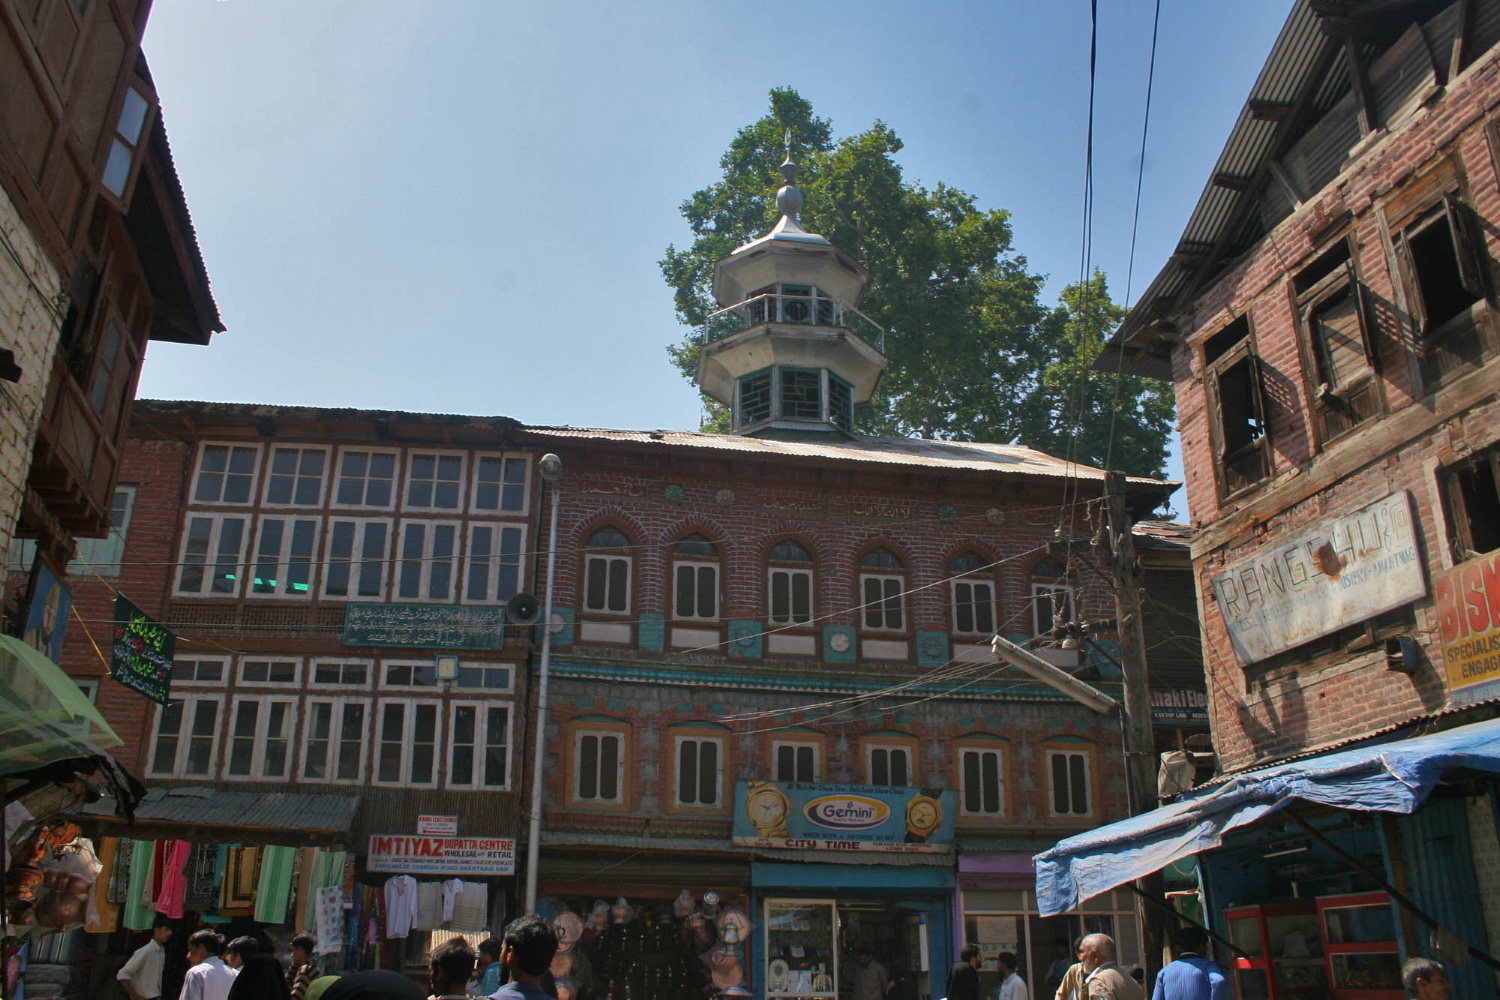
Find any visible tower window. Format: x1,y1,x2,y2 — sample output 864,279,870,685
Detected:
829,375,853,431
780,369,822,420
739,371,772,426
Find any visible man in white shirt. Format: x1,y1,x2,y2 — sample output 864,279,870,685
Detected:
117,920,172,1000
181,930,238,1000
998,952,1031,1000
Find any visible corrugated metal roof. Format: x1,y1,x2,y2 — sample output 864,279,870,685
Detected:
521,426,1172,488
78,786,361,835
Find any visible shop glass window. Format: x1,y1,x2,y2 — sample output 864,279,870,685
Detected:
474,455,529,512
263,446,327,506
406,452,464,510
950,553,996,635
1439,447,1500,561
311,659,370,687
773,740,819,783
176,514,248,596
171,658,226,685
324,519,390,600
1202,317,1272,497
584,528,632,613
449,702,511,789
335,450,398,507
1029,560,1074,637
375,700,440,786
466,524,525,603
575,729,624,803
193,444,259,504
867,743,911,786
224,696,297,781
768,540,814,625
303,699,367,783
148,696,221,778
860,547,905,630
1048,749,1091,817
237,659,299,686
250,516,318,596
396,521,459,601
959,745,1005,817
673,534,719,620
675,734,724,807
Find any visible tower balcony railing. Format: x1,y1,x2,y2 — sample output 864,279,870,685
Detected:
701,292,885,353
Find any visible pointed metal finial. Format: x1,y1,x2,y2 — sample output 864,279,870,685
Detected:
776,127,804,221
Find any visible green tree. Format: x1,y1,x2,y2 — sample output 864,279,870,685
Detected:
1022,270,1176,478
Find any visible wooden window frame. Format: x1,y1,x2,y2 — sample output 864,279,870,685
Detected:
308,658,373,689
951,575,997,636
322,517,392,602
1437,446,1500,563
146,694,223,779
771,737,823,783
1392,192,1497,388
301,697,370,784
863,734,918,787
261,445,330,508
379,660,441,690
1295,256,1381,446
394,519,462,603
672,559,720,621
331,448,400,510
191,443,262,507
471,453,531,513
373,698,443,788
463,523,527,605
1043,744,1096,821
174,513,250,597
223,695,299,783
669,729,729,811
956,740,1009,820
403,450,468,513
1202,322,1274,500
582,534,634,615
71,485,135,576
247,515,320,599
569,721,631,808
236,657,301,688
170,656,229,687
98,77,157,206
447,700,513,791
453,661,516,694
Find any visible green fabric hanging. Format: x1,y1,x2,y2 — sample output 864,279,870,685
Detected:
302,849,346,929
255,845,296,923
122,839,158,930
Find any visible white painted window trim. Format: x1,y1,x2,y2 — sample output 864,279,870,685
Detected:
671,559,719,621
951,578,997,635
379,659,442,690
865,742,915,787
322,516,393,602
247,514,321,599
471,452,532,513
673,733,726,808
446,700,514,790
452,661,516,694
1031,581,1075,636
958,745,1006,817
767,566,815,625
573,728,625,803
393,519,463,603
171,655,231,687
190,442,262,506
330,447,401,511
260,445,330,508
301,696,370,784
402,450,468,513
771,738,821,783
223,695,299,782
860,572,906,631
462,523,528,604
308,657,374,689
173,513,251,597
373,698,443,788
235,656,302,687
147,694,223,779
583,553,633,614
1045,748,1093,818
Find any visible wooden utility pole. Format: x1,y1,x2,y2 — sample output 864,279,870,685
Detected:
1103,469,1168,982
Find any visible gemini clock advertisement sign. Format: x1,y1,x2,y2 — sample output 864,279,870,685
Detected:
733,781,956,854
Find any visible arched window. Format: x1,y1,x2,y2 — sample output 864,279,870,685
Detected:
860,547,905,631
949,552,996,635
672,533,719,620
583,528,632,614
1029,559,1074,637
768,540,814,625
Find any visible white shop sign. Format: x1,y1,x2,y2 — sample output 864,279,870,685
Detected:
1211,491,1426,665
367,835,515,876
417,815,458,836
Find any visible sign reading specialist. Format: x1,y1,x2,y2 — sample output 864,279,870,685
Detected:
366,835,515,876
1211,491,1426,665
110,594,175,705
1436,549,1500,703
733,781,955,853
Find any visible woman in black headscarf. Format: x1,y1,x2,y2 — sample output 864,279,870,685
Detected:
228,953,293,1000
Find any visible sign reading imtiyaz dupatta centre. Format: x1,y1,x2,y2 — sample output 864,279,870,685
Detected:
1437,550,1500,704
1211,492,1426,665
343,604,505,650
366,835,515,875
733,781,955,854
110,594,175,705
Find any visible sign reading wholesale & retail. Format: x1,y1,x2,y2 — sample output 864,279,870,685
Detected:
1437,549,1500,704
366,835,515,876
1210,491,1426,664
733,781,955,853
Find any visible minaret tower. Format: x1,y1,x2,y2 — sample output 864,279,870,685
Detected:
696,132,888,436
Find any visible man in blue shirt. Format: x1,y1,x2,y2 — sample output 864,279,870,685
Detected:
488,914,560,1000
1152,928,1226,1000
473,939,504,997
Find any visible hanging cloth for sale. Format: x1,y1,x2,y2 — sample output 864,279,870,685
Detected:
254,845,297,924
415,881,441,931
122,839,157,930
315,885,343,956
155,839,191,918
106,835,132,904
220,847,259,912
441,879,463,923
450,881,487,931
184,843,219,908
86,837,119,934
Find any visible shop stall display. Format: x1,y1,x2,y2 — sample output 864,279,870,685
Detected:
1316,892,1402,1000
1224,903,1327,1000
764,899,836,1000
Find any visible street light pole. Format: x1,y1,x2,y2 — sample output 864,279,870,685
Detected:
524,453,563,913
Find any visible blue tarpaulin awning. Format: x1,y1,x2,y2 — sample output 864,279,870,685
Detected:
1034,715,1500,916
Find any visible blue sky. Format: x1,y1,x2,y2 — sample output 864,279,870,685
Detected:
139,1,1292,500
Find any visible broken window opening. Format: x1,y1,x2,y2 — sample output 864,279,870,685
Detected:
1407,208,1482,330
1440,449,1500,561
1212,343,1272,496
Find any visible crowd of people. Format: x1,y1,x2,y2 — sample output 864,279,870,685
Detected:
114,913,560,1000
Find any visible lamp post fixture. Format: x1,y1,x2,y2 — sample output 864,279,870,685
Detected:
523,452,563,913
